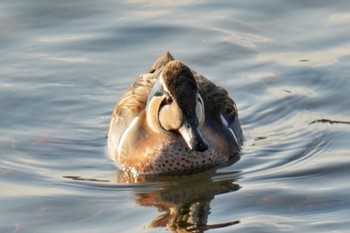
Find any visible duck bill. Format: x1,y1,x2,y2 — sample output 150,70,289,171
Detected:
178,119,208,152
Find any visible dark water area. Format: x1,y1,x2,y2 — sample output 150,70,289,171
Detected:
1,1,350,232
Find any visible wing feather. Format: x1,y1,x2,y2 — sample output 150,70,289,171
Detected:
193,72,238,125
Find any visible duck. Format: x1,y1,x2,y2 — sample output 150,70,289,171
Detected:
107,51,243,175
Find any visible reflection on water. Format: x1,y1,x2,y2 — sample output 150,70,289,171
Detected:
115,171,240,232
328,13,350,24
257,47,350,67
2,0,350,232
64,169,241,233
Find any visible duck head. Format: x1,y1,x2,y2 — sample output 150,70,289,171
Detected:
146,61,208,152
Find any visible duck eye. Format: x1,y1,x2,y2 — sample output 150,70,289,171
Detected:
166,95,173,104
160,95,173,108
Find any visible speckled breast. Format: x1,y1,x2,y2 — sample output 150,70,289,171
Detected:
118,133,233,175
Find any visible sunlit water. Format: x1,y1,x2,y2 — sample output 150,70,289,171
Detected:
1,1,350,232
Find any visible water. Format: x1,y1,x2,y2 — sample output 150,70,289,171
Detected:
1,0,350,232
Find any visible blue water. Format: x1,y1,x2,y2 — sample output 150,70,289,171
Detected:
1,1,350,232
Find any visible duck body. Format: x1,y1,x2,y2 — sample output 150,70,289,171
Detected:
107,52,243,175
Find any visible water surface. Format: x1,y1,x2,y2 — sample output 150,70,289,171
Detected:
1,0,350,232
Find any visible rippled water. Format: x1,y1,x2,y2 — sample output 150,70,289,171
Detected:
1,1,350,232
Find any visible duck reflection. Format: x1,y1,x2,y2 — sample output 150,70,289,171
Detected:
116,170,241,232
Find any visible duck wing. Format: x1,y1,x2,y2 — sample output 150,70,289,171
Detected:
194,71,243,145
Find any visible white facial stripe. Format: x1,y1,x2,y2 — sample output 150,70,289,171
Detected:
117,117,139,161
